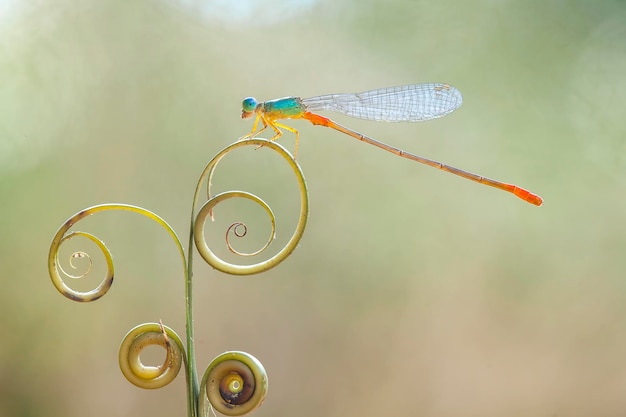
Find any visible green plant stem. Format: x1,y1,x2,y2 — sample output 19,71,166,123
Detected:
186,220,200,417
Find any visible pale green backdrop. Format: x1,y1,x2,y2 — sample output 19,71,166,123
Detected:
1,1,626,416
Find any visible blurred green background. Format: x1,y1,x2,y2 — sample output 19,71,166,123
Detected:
2,0,626,416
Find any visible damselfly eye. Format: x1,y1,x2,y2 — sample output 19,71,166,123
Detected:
242,97,258,112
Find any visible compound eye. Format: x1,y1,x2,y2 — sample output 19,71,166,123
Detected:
241,97,258,112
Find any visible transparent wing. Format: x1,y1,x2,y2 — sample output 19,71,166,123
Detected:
301,83,462,122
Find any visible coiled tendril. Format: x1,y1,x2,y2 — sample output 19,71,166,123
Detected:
192,138,308,275
199,351,268,416
119,322,185,389
48,204,186,302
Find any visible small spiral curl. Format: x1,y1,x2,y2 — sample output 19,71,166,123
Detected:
193,138,309,275
119,322,185,389
200,351,268,416
226,222,266,256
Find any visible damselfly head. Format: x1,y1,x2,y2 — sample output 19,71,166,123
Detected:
241,97,258,119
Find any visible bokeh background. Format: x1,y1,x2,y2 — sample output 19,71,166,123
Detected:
2,0,626,416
